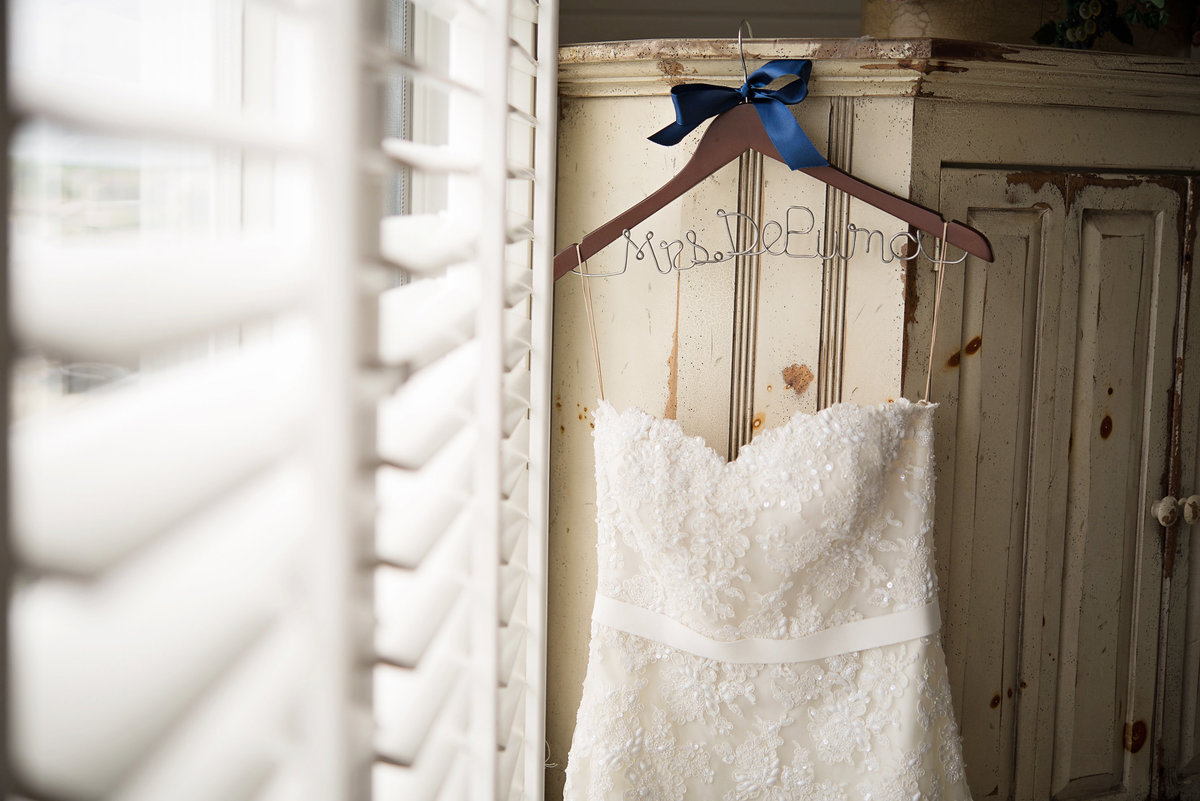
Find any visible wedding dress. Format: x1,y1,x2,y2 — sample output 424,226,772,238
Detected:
562,397,972,801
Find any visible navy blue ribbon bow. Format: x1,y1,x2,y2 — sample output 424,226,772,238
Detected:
648,59,827,170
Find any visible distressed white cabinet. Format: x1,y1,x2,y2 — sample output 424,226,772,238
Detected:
547,39,1200,801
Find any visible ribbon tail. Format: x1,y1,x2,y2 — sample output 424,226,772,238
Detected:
649,85,742,146
753,99,828,170
648,121,696,146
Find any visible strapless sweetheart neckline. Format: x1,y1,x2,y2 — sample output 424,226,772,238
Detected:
593,396,936,467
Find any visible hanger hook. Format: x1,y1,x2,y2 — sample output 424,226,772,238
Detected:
736,19,753,89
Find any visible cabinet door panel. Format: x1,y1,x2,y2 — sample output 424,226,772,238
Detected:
1050,191,1179,801
934,170,1068,801
933,170,1185,801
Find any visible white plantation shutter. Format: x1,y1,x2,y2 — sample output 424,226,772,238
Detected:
369,0,556,797
6,0,365,797
6,0,553,800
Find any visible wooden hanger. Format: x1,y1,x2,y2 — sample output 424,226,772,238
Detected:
553,102,994,281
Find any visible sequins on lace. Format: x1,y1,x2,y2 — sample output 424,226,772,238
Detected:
565,400,971,801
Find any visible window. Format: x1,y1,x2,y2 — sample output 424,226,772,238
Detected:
5,0,557,798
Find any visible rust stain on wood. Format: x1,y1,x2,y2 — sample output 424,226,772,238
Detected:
657,59,691,86
1125,720,1148,753
752,412,765,430
860,59,967,75
964,335,983,355
946,349,961,368
989,693,1001,709
782,363,815,396
928,39,1037,64
664,273,681,420
1100,415,1113,439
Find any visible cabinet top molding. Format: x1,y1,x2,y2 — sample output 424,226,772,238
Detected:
559,37,1200,113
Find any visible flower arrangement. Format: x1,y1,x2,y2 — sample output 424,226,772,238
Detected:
1032,0,1169,48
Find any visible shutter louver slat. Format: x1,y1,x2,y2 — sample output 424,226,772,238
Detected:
380,214,476,276
506,163,535,181
404,0,485,25
12,336,311,575
504,263,532,306
507,105,537,126
364,48,483,97
371,685,467,800
498,562,525,626
377,495,471,576
375,427,477,564
503,369,531,435
378,267,478,368
11,466,309,797
502,416,530,477
377,341,478,468
507,40,537,74
382,138,481,174
505,221,534,244
498,623,525,685
504,309,532,368
510,0,538,23
497,690,523,763
111,619,307,801
373,604,469,764
499,739,524,801
10,76,313,155
500,480,528,563
12,247,311,361
374,519,470,665
501,501,530,563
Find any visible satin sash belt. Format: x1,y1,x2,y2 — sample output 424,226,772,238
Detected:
592,594,942,665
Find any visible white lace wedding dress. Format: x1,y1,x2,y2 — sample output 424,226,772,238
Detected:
563,398,971,801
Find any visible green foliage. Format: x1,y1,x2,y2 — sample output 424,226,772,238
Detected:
1032,0,1169,49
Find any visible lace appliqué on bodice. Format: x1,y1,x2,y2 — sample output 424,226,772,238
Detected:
564,400,971,801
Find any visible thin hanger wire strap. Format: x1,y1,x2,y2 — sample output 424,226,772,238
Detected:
923,219,951,403
577,244,606,401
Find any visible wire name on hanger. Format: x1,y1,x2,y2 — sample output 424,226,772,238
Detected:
618,205,969,274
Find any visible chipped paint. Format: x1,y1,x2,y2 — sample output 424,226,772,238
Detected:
1126,720,1148,753
782,363,814,396
860,59,968,75
1005,171,1066,197
657,59,690,87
